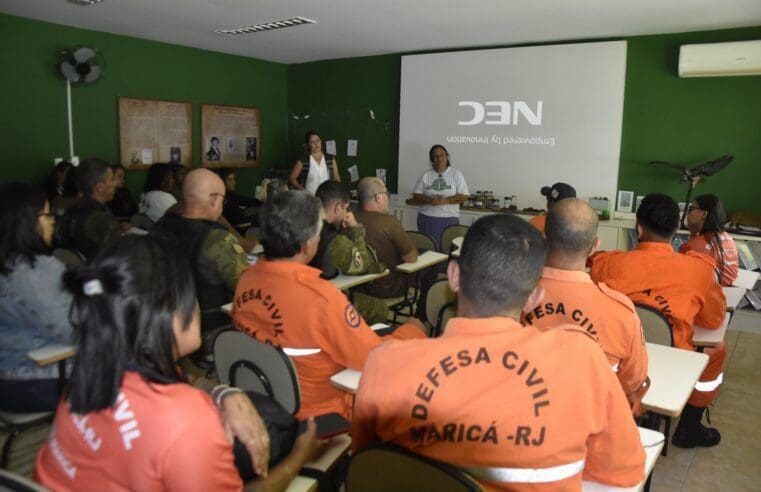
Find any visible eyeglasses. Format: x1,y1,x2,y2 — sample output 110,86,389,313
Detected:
210,192,226,200
688,206,703,213
375,191,390,199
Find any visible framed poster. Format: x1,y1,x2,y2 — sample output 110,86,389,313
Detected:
617,190,634,213
118,97,192,169
201,104,261,168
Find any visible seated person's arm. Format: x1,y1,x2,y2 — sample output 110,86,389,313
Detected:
583,362,645,487
317,294,424,371
246,419,324,492
619,317,650,410
218,215,257,253
200,229,249,292
289,162,304,190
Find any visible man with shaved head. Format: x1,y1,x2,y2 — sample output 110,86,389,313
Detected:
152,169,248,345
355,177,418,299
521,198,649,413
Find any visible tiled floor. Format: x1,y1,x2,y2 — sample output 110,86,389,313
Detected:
650,329,761,492
4,330,761,490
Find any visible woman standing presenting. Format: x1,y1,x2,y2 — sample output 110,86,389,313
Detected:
680,194,739,286
412,144,470,248
289,130,341,194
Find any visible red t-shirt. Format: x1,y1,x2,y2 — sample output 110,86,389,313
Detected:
36,372,242,491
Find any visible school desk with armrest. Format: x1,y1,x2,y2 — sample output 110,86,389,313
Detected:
692,311,731,350
387,251,450,324
581,427,665,492
641,343,708,456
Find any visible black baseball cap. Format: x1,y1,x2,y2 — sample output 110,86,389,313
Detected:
540,182,576,203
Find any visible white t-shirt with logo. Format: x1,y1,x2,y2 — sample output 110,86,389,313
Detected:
305,154,330,194
413,167,469,218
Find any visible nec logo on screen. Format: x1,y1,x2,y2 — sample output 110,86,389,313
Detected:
457,101,543,126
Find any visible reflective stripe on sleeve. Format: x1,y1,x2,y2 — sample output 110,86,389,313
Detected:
464,459,585,484
694,372,724,392
283,347,322,357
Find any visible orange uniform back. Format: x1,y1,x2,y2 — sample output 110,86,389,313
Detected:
353,317,645,491
232,259,423,420
523,267,649,413
589,242,726,350
36,372,241,491
679,232,739,287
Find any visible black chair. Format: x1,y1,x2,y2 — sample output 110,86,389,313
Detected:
347,444,483,492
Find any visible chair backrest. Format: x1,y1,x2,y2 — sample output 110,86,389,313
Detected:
406,231,437,253
635,303,674,346
425,279,456,330
347,444,483,492
437,304,457,336
0,469,47,492
129,213,154,230
213,330,301,415
245,226,261,241
52,248,84,267
440,224,469,253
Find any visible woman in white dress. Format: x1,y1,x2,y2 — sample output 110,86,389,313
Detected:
289,130,341,194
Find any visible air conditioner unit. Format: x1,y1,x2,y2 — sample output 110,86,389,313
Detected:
678,40,761,77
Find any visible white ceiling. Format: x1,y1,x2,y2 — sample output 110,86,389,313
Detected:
2,0,761,64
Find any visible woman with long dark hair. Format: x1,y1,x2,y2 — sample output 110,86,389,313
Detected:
680,193,739,286
107,163,138,219
289,130,341,193
0,183,72,412
35,235,320,490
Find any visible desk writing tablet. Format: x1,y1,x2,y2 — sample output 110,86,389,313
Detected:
641,343,708,417
733,268,759,290
27,345,76,366
396,251,449,273
221,302,232,316
723,286,746,310
330,369,361,394
692,311,730,347
581,427,664,492
330,270,389,291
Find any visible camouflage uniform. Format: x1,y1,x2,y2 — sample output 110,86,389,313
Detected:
327,225,389,324
55,196,122,259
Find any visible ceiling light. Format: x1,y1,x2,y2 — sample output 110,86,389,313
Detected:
214,16,315,35
68,0,104,5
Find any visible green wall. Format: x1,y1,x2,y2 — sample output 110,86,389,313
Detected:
1,13,758,214
286,55,401,189
0,13,288,197
288,27,761,214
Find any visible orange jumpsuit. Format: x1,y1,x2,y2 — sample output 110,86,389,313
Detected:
590,242,727,407
679,232,739,287
528,214,546,234
353,317,645,491
36,372,242,491
522,267,649,414
232,259,424,420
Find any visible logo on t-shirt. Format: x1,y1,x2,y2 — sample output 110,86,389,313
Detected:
426,178,452,192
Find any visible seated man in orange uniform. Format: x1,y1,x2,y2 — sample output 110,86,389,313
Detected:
353,214,645,491
522,198,649,414
232,191,425,421
528,182,576,234
590,193,727,448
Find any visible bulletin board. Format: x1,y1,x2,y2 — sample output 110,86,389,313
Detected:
118,97,192,169
201,104,261,168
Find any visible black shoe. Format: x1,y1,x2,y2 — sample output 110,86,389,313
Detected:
672,420,721,448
